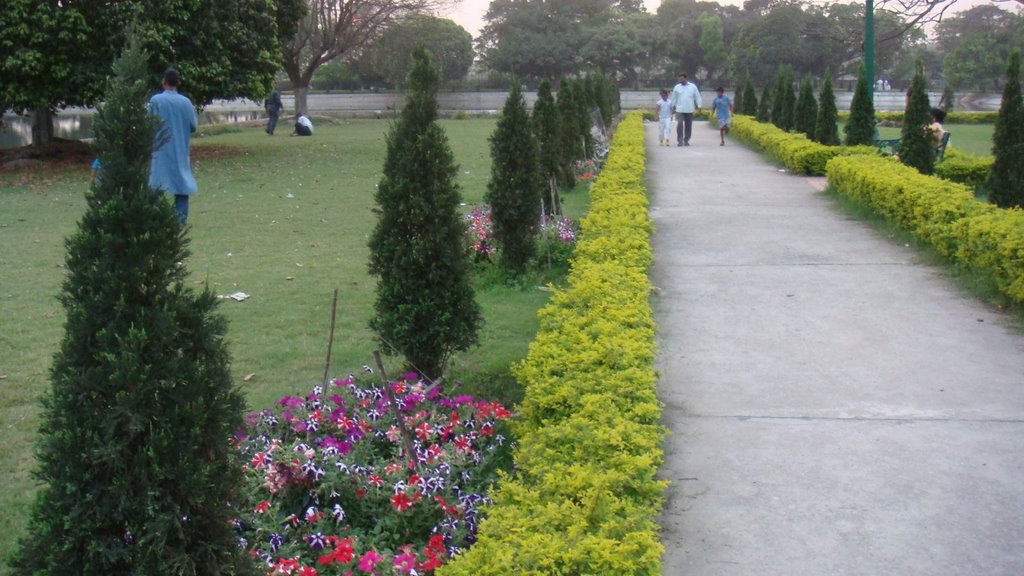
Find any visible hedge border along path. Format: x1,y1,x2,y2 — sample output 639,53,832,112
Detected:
826,154,1024,305
440,111,666,576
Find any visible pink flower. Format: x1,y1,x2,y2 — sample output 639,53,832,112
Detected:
393,550,417,574
358,550,381,572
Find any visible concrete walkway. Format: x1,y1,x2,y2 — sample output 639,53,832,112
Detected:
647,120,1024,575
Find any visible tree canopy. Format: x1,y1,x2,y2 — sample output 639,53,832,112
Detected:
357,15,473,88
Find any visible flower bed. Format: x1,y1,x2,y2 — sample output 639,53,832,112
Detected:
234,373,513,575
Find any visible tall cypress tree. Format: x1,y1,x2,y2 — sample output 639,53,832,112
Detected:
794,76,818,140
899,60,936,175
555,80,578,187
742,77,759,116
367,48,481,378
733,80,745,116
487,81,544,276
844,64,876,146
815,69,840,146
532,79,563,212
573,78,594,158
757,84,772,122
988,50,1024,208
12,31,252,576
771,68,787,129
781,68,797,132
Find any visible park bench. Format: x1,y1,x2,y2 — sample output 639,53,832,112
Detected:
873,130,951,162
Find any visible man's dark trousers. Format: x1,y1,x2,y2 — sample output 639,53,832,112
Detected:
676,112,694,145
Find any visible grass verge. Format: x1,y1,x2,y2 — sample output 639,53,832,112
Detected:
0,117,590,571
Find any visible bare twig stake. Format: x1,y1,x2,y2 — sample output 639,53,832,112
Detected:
373,350,418,470
322,288,339,388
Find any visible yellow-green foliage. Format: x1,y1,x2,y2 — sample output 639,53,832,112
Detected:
838,111,998,125
730,115,878,175
935,148,995,188
827,155,1024,302
440,111,666,576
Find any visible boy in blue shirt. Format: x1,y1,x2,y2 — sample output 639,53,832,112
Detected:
711,87,733,146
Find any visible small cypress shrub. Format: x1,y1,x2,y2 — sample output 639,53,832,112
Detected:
11,31,253,576
757,84,772,122
533,79,564,209
771,68,787,129
733,82,744,116
815,69,840,146
988,49,1024,208
898,60,936,175
794,76,818,140
742,76,759,116
844,64,876,146
573,78,594,158
368,48,482,377
487,80,544,275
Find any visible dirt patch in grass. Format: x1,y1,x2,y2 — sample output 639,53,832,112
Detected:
0,140,246,186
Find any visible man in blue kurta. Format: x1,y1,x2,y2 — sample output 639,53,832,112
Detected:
149,69,197,222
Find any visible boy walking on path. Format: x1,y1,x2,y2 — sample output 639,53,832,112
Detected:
148,68,197,223
655,89,674,146
670,72,702,146
711,87,733,146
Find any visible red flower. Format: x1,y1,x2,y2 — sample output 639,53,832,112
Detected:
391,492,414,511
254,500,271,513
318,536,355,565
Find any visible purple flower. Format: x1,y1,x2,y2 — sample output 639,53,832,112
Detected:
306,532,327,551
277,395,304,410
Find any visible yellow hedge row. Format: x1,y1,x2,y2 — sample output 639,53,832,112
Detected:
440,111,666,576
827,154,1024,303
730,115,878,175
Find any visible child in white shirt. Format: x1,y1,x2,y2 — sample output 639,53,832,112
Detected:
655,89,674,146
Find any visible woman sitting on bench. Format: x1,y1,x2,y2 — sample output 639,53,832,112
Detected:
925,107,947,150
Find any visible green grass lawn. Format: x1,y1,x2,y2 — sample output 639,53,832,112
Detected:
874,122,994,157
0,117,589,572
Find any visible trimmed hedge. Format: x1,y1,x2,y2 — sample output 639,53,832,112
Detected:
935,148,995,189
729,114,878,174
827,154,1024,303
838,110,999,125
440,111,666,576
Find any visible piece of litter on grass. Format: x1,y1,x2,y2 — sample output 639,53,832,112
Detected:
286,276,295,281
286,193,294,198
295,262,304,267
218,291,249,302
243,373,257,382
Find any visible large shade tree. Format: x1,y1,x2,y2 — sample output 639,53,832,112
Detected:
282,0,449,113
356,15,473,88
936,5,1024,90
0,0,304,146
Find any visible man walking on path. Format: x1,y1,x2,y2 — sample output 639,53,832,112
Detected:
646,121,1024,575
148,68,197,223
670,72,702,146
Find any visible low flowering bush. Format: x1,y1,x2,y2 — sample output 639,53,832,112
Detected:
233,371,513,575
539,214,577,245
573,159,599,182
463,206,495,258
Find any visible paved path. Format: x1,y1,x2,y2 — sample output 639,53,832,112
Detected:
647,120,1024,575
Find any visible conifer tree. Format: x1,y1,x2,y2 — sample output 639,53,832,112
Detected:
844,64,876,146
899,61,936,175
941,85,955,112
794,76,818,140
742,77,759,116
988,50,1024,208
487,81,544,275
771,68,787,129
555,81,578,187
733,81,744,116
368,48,481,378
757,84,772,122
781,68,797,132
572,78,595,158
815,69,840,146
11,31,253,576
533,79,564,212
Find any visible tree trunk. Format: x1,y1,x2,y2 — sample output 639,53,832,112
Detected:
31,108,54,147
293,84,309,116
